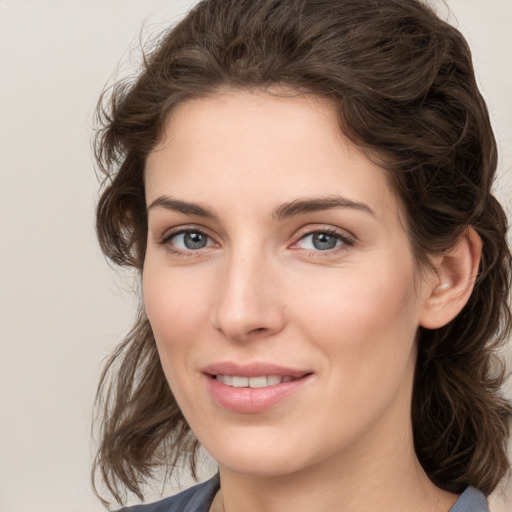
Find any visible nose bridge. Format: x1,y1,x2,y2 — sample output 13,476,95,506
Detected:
211,241,284,341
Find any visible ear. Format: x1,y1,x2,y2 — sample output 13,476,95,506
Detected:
419,227,482,330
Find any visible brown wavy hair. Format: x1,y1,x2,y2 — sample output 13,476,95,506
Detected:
92,0,512,505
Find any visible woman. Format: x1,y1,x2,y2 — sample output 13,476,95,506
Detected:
92,0,511,511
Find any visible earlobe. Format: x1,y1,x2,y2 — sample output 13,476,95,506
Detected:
419,227,482,330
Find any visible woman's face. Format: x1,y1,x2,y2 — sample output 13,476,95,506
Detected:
143,89,436,477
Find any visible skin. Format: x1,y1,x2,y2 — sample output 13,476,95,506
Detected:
143,89,476,512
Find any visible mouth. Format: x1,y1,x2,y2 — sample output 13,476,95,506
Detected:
202,363,314,413
213,374,303,388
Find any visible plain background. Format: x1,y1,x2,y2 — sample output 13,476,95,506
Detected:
0,1,511,511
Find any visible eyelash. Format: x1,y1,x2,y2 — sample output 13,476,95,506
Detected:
159,227,215,257
293,228,355,256
159,226,355,257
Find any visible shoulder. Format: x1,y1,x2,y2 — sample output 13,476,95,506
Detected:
118,474,220,512
449,487,489,512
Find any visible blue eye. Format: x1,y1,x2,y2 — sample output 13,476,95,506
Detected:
165,230,213,251
296,230,352,251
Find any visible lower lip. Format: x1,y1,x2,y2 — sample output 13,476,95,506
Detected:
204,374,313,414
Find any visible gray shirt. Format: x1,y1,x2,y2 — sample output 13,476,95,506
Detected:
121,474,489,512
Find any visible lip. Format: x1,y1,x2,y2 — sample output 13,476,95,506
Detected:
201,362,314,414
202,361,311,378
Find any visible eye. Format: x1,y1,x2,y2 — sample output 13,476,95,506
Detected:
294,230,353,252
162,229,215,252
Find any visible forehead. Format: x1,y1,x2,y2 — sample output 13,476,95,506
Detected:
145,89,402,223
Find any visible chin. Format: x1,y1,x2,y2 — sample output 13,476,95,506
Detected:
200,427,335,480
219,453,305,478
201,432,303,477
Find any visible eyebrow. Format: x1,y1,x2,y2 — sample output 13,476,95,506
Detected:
147,195,375,220
147,196,218,219
271,196,375,220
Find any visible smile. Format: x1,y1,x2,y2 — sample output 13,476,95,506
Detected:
215,375,298,388
203,365,314,413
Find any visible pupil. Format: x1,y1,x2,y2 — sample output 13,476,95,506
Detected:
312,233,337,250
184,232,207,249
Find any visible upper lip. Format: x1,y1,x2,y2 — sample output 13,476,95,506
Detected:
201,362,312,378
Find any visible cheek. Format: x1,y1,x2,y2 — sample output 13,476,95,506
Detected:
293,266,421,441
142,263,212,365
142,264,215,417
298,260,418,329
294,262,421,381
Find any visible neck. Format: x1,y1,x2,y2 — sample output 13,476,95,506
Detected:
215,415,457,512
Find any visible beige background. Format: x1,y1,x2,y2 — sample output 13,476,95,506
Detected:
0,1,511,511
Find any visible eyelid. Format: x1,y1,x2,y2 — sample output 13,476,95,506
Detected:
159,225,219,252
157,224,355,255
290,225,356,251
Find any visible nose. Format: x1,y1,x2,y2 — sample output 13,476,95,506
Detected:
211,250,286,343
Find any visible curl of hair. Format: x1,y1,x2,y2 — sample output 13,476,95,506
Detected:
93,0,512,504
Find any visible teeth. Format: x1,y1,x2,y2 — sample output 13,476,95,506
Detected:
248,376,267,388
232,376,249,387
215,375,297,388
267,375,282,385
